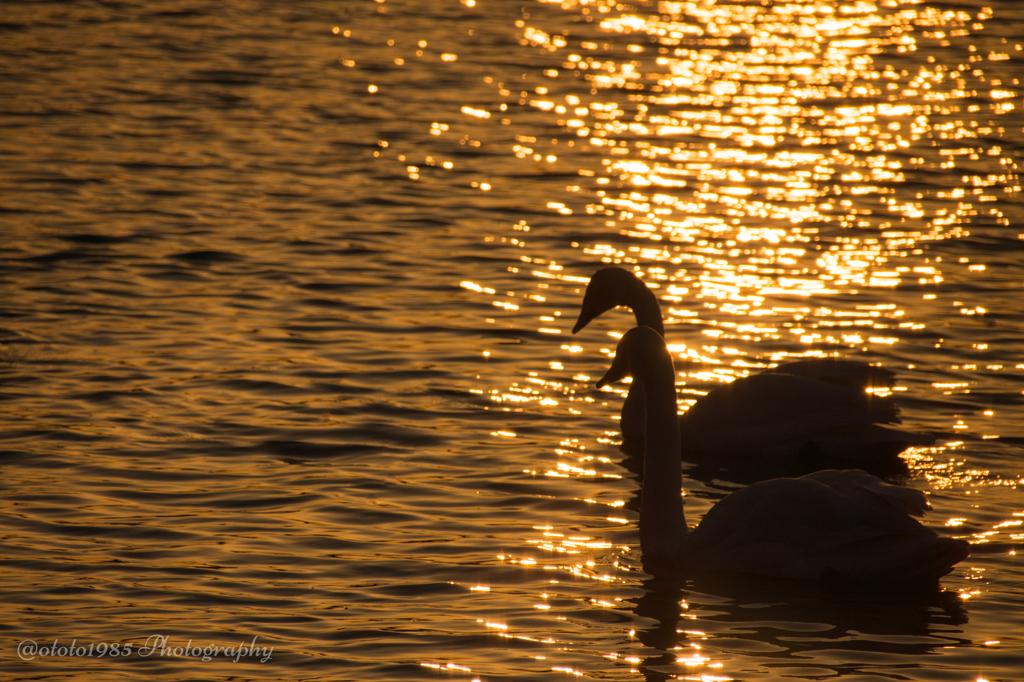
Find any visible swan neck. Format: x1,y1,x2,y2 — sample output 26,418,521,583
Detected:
627,278,665,337
639,367,687,563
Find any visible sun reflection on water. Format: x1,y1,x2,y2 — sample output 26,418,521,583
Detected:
456,0,1024,431
523,0,1019,270
436,0,1024,676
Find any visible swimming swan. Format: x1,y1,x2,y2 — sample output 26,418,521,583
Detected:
598,327,969,582
576,267,932,475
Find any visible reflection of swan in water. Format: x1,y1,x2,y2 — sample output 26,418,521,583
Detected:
599,327,969,582
575,267,932,478
627,572,967,680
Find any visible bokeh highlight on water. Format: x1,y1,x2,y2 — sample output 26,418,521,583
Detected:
1,0,1023,679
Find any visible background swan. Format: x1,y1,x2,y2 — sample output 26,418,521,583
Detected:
575,267,933,477
598,326,969,582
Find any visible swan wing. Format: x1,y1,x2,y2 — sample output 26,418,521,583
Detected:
772,358,897,389
684,372,898,427
679,373,901,459
803,469,932,516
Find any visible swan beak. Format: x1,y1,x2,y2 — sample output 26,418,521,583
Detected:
596,359,628,389
572,303,598,334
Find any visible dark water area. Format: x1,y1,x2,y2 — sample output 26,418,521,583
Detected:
1,0,1023,679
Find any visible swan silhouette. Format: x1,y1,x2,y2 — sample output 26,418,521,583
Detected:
575,267,932,476
598,326,969,581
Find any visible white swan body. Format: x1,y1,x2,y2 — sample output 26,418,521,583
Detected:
598,327,969,582
576,267,932,474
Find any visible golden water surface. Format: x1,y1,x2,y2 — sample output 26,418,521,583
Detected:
2,0,1023,679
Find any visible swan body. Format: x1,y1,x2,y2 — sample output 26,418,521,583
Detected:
677,369,930,475
576,267,932,475
598,327,969,582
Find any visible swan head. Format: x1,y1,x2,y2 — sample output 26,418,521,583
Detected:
573,267,647,334
597,326,674,389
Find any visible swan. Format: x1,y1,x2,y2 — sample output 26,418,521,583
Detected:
598,326,969,582
574,267,932,476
